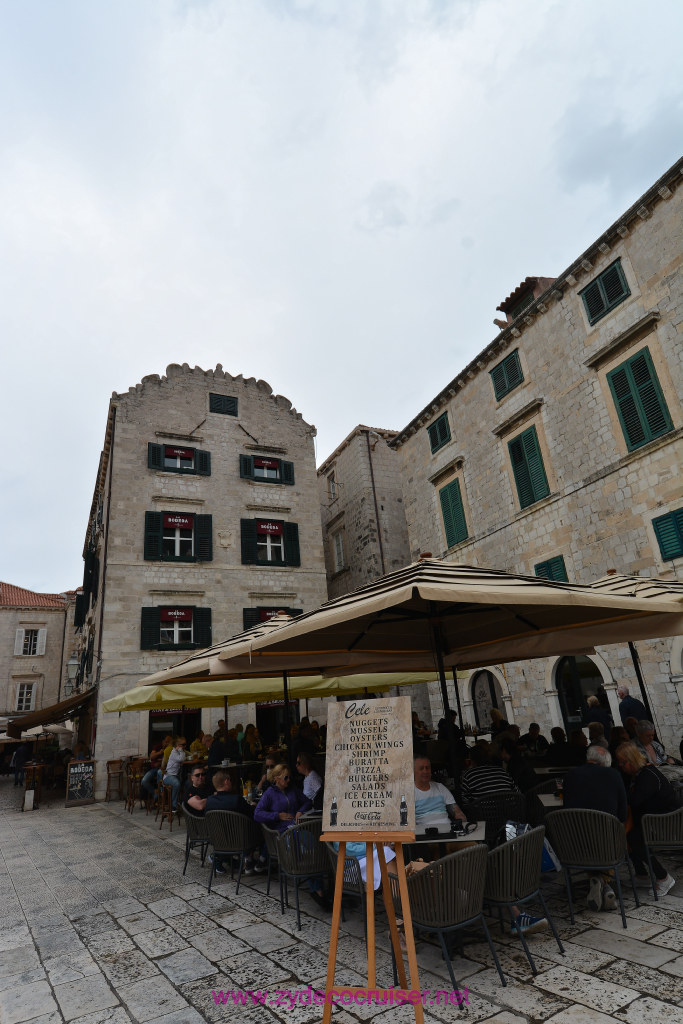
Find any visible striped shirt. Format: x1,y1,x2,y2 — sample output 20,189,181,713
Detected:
460,763,519,804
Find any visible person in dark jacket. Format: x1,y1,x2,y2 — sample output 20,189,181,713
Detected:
615,742,677,897
13,741,29,787
499,737,537,792
583,695,613,740
519,723,549,760
205,770,261,875
617,686,648,727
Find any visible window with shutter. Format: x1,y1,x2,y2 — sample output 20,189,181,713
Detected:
74,594,86,628
508,425,550,509
490,350,524,401
243,607,303,630
141,607,212,650
580,259,630,325
147,443,211,476
239,455,294,484
534,556,568,582
607,347,673,452
240,519,300,566
439,479,468,548
16,682,34,712
209,393,238,416
427,413,451,454
144,512,212,562
653,508,683,561
15,629,45,656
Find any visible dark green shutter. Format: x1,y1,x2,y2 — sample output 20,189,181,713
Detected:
508,425,549,509
288,607,303,617
241,519,258,563
240,455,254,479
282,461,295,485
534,556,568,581
439,479,468,548
582,281,606,323
428,413,450,454
607,348,672,451
193,608,212,648
141,607,161,649
243,608,261,630
148,443,163,470
653,509,683,560
209,393,238,415
74,594,86,628
283,522,300,566
196,449,211,475
144,512,163,559
581,260,630,325
490,350,523,400
195,515,212,561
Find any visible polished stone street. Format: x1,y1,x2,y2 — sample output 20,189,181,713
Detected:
1,776,682,1024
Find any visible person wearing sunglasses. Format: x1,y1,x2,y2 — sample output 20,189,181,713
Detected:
186,767,211,814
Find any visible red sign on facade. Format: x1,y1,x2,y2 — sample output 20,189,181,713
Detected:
165,446,194,459
161,608,192,622
163,513,193,530
256,519,283,535
254,457,279,469
259,608,283,621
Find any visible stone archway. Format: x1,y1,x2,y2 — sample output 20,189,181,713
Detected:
470,669,506,730
553,655,612,735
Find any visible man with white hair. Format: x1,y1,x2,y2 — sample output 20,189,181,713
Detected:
617,685,647,726
563,745,628,912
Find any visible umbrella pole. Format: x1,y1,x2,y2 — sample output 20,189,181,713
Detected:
627,641,658,734
282,671,293,771
430,615,460,787
452,668,464,726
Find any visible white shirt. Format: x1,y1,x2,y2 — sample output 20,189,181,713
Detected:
303,770,322,801
414,780,457,829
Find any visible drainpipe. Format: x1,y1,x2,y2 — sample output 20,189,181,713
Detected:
363,430,386,576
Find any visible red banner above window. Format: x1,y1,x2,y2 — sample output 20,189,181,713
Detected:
160,607,192,621
165,446,194,459
254,457,279,469
256,519,283,535
163,513,193,530
259,608,284,621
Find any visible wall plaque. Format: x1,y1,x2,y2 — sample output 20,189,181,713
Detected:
323,696,415,833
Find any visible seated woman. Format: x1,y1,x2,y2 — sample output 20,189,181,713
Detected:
615,741,677,896
241,723,262,760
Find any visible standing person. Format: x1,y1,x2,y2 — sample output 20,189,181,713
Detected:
296,752,322,802
208,730,227,768
583,696,613,740
617,686,648,727
490,707,509,736
13,741,29,788
162,737,187,810
615,742,677,896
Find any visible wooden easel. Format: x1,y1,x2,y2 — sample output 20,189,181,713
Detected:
321,831,423,1024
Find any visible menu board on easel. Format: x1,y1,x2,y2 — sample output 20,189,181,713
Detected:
65,759,96,807
322,695,415,834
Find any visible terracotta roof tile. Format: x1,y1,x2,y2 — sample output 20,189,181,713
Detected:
0,582,67,609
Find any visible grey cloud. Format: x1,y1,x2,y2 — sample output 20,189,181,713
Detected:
428,197,461,226
356,181,410,232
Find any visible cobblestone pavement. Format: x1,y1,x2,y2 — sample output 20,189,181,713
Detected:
1,775,683,1024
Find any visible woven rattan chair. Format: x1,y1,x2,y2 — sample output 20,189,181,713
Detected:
641,806,683,899
277,818,330,930
105,760,124,802
325,843,368,937
260,824,281,897
182,802,209,874
388,844,505,991
465,791,529,847
546,808,640,928
484,825,564,973
205,810,262,894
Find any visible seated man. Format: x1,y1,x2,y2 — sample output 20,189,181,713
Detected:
296,752,322,802
162,736,187,810
460,743,519,804
186,765,211,814
414,755,465,832
519,723,549,760
141,734,171,801
205,770,265,875
563,744,627,911
189,732,210,758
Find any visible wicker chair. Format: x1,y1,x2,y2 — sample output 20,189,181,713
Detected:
546,808,640,928
260,824,281,897
205,810,262,894
182,802,209,874
484,825,564,973
464,791,529,847
325,843,368,937
105,760,124,802
388,844,505,991
277,818,330,930
641,806,683,899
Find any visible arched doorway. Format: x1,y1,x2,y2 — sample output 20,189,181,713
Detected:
555,655,604,734
471,670,505,730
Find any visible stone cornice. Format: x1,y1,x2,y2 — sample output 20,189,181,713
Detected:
583,311,661,369
492,399,544,438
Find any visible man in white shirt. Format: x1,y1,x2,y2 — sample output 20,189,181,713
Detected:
296,752,322,802
163,737,187,810
414,756,465,831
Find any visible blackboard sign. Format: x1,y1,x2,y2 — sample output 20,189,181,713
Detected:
65,759,96,807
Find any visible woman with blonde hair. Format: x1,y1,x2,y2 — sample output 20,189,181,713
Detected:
615,742,677,896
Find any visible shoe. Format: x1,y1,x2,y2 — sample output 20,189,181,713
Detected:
209,854,225,876
602,885,617,911
310,892,332,911
243,859,255,876
511,913,548,936
253,858,267,874
656,873,676,897
587,875,603,912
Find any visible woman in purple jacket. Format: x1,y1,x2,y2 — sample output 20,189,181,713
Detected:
254,763,329,909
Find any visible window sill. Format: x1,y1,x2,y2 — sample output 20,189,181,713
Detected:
331,565,350,580
512,491,559,520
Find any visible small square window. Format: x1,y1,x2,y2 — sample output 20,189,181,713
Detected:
580,259,630,325
209,393,238,416
16,682,34,712
427,412,451,454
653,509,683,561
490,350,524,401
534,555,568,582
23,630,39,656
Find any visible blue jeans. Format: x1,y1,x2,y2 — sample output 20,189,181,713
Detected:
141,768,160,797
163,773,181,809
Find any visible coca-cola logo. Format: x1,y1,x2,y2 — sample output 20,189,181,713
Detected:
354,811,381,821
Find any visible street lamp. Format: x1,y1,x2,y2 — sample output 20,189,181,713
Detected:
64,656,79,697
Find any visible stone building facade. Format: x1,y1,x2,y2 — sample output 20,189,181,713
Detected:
390,158,683,751
77,365,328,793
0,582,77,726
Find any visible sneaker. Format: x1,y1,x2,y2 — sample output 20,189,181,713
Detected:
602,884,617,911
656,873,676,897
511,913,548,936
243,859,255,876
209,854,225,876
253,858,267,874
587,875,603,912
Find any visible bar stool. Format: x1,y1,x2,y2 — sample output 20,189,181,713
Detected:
125,759,145,813
105,760,124,802
158,781,176,831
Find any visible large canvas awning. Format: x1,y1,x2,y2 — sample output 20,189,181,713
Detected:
7,688,97,739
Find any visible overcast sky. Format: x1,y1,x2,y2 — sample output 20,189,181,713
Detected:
1,0,681,595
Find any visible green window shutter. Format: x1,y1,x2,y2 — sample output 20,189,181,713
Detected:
282,461,295,485
283,522,301,566
209,393,238,416
534,555,568,581
580,259,630,325
508,425,549,509
607,347,672,451
195,515,213,561
287,607,303,617
193,608,212,648
490,350,523,400
439,479,468,548
241,519,258,564
240,455,254,479
148,443,163,470
653,509,683,560
243,608,261,630
140,608,161,650
144,512,163,559
74,594,86,628
582,281,606,324
196,449,211,476
427,413,451,454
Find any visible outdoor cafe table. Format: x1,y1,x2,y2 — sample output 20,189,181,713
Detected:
534,766,568,775
402,821,487,859
538,793,564,809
